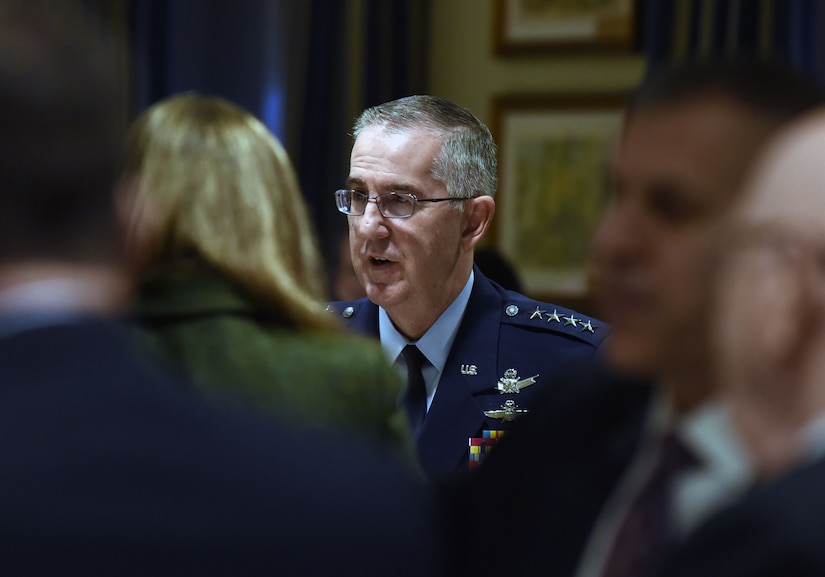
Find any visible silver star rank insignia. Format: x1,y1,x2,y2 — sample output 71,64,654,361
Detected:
529,306,546,320
563,314,579,327
581,320,596,333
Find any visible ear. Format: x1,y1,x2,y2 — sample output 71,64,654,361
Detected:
460,196,495,252
762,246,821,366
762,276,803,366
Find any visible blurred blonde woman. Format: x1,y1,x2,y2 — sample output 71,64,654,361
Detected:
121,93,411,453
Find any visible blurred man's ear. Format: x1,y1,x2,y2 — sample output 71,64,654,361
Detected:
763,242,825,366
714,239,825,478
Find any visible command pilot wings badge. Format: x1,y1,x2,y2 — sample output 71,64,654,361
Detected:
494,368,539,394
483,399,529,422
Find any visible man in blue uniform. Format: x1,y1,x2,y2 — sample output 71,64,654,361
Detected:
329,95,606,484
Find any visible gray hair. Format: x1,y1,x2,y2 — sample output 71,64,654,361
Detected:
352,95,497,201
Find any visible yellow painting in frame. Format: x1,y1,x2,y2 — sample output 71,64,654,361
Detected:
491,93,628,300
494,0,639,55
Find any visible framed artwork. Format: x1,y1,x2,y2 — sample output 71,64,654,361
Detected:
490,93,627,302
494,0,639,55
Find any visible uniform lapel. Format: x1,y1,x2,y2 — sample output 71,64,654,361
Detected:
416,270,504,481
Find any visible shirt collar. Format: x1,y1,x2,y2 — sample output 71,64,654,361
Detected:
671,397,753,536
796,411,825,463
647,387,752,474
0,279,107,339
379,269,474,368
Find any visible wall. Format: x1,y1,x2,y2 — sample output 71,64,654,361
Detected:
428,0,645,310
428,0,646,126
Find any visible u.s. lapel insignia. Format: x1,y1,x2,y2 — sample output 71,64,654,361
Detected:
461,364,478,375
494,368,539,393
484,399,528,422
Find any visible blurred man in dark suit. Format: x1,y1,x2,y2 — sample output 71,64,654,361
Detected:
454,60,823,577
654,101,825,577
0,2,444,575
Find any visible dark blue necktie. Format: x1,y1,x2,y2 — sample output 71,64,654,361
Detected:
401,345,428,435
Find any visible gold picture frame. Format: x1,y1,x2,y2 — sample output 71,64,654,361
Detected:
494,0,640,56
490,93,628,305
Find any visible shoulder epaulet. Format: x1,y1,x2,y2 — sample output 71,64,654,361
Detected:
326,300,362,319
499,298,607,346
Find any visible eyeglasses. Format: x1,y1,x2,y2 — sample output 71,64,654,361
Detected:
335,189,470,219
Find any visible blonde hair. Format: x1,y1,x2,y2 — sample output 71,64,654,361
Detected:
123,93,340,333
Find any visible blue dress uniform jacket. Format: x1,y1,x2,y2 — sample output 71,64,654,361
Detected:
330,267,608,484
452,361,652,577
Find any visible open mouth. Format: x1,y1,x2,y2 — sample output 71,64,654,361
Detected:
369,256,393,267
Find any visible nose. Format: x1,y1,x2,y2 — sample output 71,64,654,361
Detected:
352,199,390,240
590,198,646,267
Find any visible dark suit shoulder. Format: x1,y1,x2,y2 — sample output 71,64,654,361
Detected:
0,320,445,577
494,290,607,348
655,457,825,577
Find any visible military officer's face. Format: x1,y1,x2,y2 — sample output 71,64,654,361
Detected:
346,126,486,339
589,95,772,387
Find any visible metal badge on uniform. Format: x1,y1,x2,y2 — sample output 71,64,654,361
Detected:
460,364,478,375
563,314,579,327
468,430,506,471
580,319,596,333
494,368,538,393
483,399,528,422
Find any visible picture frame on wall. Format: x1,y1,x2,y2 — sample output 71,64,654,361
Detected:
490,93,628,304
494,0,639,56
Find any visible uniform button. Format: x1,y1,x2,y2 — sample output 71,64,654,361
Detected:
505,304,519,317
343,306,355,318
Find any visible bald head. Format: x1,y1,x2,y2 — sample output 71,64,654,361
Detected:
737,109,825,230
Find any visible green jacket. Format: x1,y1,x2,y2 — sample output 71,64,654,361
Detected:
131,269,413,456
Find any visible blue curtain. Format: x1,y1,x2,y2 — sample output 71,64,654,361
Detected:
129,0,273,129
643,0,825,87
128,0,430,272
295,0,431,267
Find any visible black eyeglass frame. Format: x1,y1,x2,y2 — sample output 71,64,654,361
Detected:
334,189,471,219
